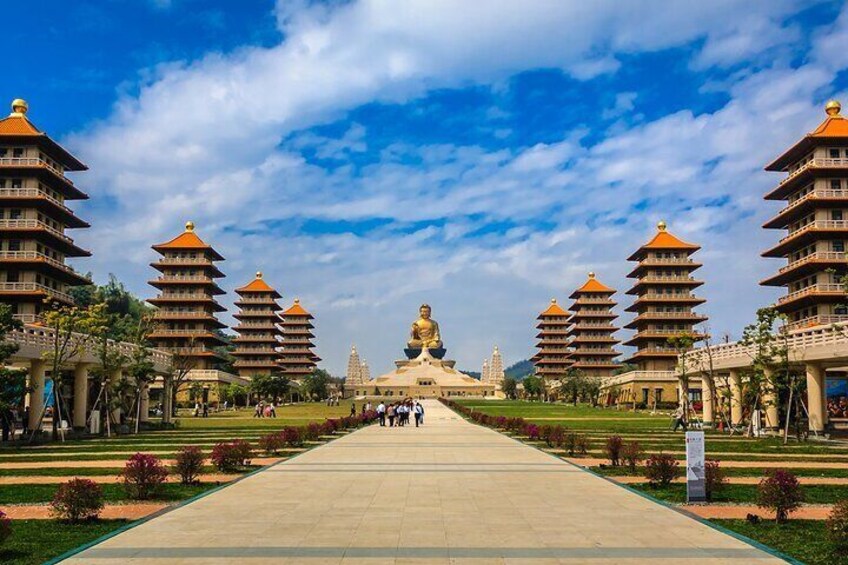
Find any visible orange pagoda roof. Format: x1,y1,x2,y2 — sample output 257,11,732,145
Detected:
627,221,699,261
152,222,225,260
766,100,848,171
282,299,313,318
236,272,282,297
538,299,569,317
569,273,613,297
0,99,87,170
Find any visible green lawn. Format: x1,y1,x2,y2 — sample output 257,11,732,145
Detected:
0,482,219,505
0,519,128,565
628,482,848,504
711,519,847,565
592,465,848,478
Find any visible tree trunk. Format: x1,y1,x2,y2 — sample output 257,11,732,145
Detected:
162,376,174,425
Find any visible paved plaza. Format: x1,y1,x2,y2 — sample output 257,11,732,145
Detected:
63,400,783,564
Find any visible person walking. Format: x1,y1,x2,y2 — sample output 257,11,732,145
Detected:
376,401,386,426
387,404,396,427
350,402,357,417
414,402,424,427
672,405,688,432
269,401,277,418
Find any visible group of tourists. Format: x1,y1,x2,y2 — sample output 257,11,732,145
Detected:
253,401,278,418
375,400,424,427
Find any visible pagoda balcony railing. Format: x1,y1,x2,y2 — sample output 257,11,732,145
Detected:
571,348,617,355
777,158,848,189
233,334,278,340
571,322,616,328
234,348,279,355
234,360,280,367
168,346,218,356
633,347,678,354
155,293,215,300
149,329,216,336
235,297,278,304
0,281,74,303
780,189,848,215
155,257,216,265
237,310,277,316
0,157,71,181
633,311,701,319
569,335,617,341
0,251,88,278
12,313,45,324
152,275,215,283
636,293,698,300
573,297,615,303
635,276,697,284
630,330,702,340
572,359,622,366
782,220,848,243
237,322,279,328
778,251,847,274
0,219,75,244
602,370,677,386
637,257,695,266
778,283,845,305
0,188,75,213
785,314,848,331
153,311,215,319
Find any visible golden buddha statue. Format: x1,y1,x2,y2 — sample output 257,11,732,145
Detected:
408,304,442,350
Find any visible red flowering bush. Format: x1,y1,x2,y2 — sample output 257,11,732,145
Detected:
259,432,286,455
174,446,205,485
524,424,540,441
705,459,726,501
605,435,624,466
50,478,104,522
120,453,169,500
0,510,10,545
621,441,642,473
827,499,848,552
758,470,804,523
211,440,254,472
305,422,322,441
282,426,304,448
644,453,679,487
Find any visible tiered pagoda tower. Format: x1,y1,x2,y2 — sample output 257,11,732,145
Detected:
0,99,91,322
148,221,228,369
761,100,848,330
278,299,320,380
231,272,283,378
566,273,621,378
624,221,707,370
532,299,573,380
489,346,505,387
346,345,362,386
360,360,370,383
481,359,490,383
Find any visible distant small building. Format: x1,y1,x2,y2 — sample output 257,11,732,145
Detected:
532,299,573,383
278,299,320,380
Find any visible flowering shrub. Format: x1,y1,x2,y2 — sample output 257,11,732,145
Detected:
0,510,10,545
211,440,254,472
705,459,726,501
644,453,679,487
758,470,804,523
259,432,286,455
50,478,104,522
120,453,169,500
827,499,848,552
605,435,624,467
282,426,304,448
523,423,540,441
174,446,205,485
305,422,323,441
563,432,589,456
621,441,642,473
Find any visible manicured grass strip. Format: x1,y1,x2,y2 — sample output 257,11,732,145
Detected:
0,482,219,504
0,519,129,565
591,465,848,479
0,464,259,477
711,519,847,565
628,483,848,504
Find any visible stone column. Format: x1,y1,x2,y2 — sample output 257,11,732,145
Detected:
72,363,91,430
28,359,46,431
109,369,123,426
761,367,779,431
139,385,150,423
729,369,744,426
806,363,826,433
700,375,714,427
162,375,174,425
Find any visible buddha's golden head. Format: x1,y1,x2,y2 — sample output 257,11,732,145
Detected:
419,304,432,319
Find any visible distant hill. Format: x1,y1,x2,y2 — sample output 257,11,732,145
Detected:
505,359,533,380
464,371,482,380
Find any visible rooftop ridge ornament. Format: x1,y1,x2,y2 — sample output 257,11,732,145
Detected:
10,98,28,117
657,220,667,232
185,221,195,232
825,99,842,116
255,271,263,278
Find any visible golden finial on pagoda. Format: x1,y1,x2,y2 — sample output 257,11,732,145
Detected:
551,298,557,303
588,271,595,278
255,271,263,278
294,298,300,304
185,221,195,232
10,98,28,117
826,100,842,116
657,220,667,231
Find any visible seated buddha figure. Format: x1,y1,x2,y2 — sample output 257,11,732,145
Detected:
407,304,443,350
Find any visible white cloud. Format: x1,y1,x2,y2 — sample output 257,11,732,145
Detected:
63,1,848,375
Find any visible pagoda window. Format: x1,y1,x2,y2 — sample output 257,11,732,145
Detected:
832,180,843,190
9,209,21,219
833,241,845,252
832,210,844,221
831,148,841,159
12,148,23,158
11,179,21,188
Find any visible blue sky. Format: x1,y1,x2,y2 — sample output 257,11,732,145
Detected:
5,0,848,375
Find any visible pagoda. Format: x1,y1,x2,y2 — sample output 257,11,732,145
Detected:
231,272,284,378
761,100,848,330
148,221,228,369
624,221,707,370
345,345,363,386
481,358,490,383
532,299,573,380
360,360,370,383
278,299,320,380
0,99,91,322
489,345,505,387
566,273,621,378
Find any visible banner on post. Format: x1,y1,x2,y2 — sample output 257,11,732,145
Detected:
685,430,706,502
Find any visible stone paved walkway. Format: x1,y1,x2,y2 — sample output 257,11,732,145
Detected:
62,400,785,564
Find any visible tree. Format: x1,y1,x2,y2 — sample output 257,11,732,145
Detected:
124,315,155,432
0,305,28,438
501,377,518,400
522,375,543,400
164,337,199,424
249,374,292,403
301,369,331,401
668,332,696,417
70,274,153,343
558,368,586,405
581,377,601,407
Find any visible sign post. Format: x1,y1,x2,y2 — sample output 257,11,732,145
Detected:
685,430,706,502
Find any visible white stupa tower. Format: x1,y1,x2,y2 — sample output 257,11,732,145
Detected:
490,346,505,387
346,345,362,386
360,361,371,383
481,359,490,383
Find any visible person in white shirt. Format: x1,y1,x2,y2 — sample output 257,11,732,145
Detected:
376,402,386,426
414,402,424,427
